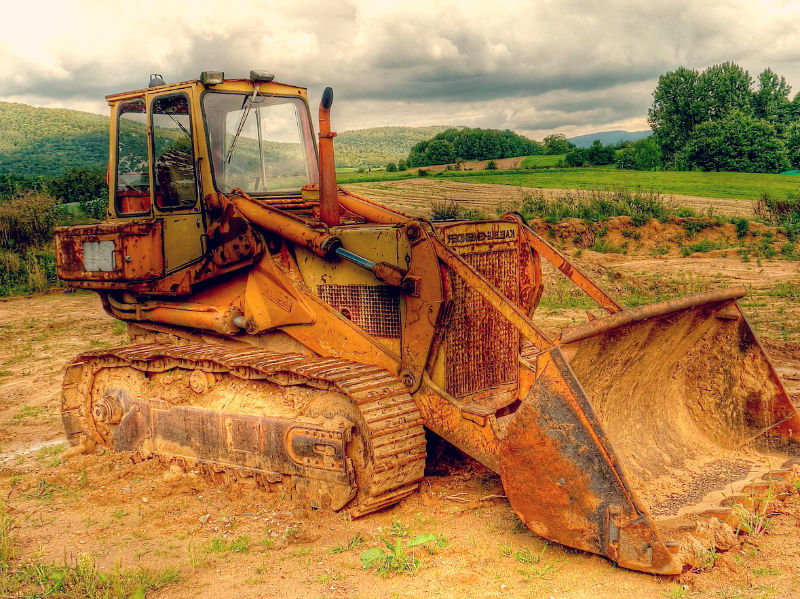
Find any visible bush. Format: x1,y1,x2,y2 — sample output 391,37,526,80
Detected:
516,187,670,225
385,162,397,172
485,160,498,170
417,169,429,177
0,192,57,250
397,160,407,171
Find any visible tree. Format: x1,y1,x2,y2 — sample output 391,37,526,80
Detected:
424,139,456,165
648,67,700,165
48,167,107,203
585,140,615,165
542,133,571,155
679,111,788,173
565,149,585,166
385,162,397,172
615,138,660,170
785,122,800,168
752,68,792,132
695,62,753,122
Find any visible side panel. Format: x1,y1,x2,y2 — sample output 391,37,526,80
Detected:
163,214,204,272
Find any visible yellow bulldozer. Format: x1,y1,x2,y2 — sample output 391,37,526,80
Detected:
54,71,800,574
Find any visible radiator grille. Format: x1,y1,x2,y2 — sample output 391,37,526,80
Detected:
445,249,519,397
317,284,401,338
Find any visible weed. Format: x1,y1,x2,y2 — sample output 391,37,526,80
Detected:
499,542,512,557
693,547,719,571
11,404,42,424
681,217,715,237
35,444,64,467
330,533,365,554
360,534,437,577
228,536,250,553
733,485,777,537
592,238,626,254
205,536,227,553
259,537,274,550
661,584,691,598
389,520,410,538
681,240,722,256
732,217,750,238
112,320,127,336
25,478,64,501
429,200,485,221
186,542,206,568
753,567,780,576
650,245,670,257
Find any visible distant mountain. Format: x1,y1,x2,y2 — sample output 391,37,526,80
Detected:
0,101,451,175
568,130,651,148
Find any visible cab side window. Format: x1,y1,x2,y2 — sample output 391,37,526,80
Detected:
152,94,197,210
116,99,151,215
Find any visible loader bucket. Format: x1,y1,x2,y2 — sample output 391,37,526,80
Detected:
499,287,800,574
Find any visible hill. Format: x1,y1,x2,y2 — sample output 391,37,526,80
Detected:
0,102,108,177
335,126,449,168
568,129,651,148
0,101,450,175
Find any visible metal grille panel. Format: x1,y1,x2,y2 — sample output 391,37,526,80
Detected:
317,284,401,338
445,249,519,397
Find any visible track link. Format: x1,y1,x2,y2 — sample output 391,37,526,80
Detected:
61,342,427,517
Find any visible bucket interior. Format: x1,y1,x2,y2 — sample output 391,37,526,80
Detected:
561,300,799,523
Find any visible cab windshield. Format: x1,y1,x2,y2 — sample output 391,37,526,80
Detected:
202,91,317,194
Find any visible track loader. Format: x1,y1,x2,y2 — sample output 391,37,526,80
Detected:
54,71,800,574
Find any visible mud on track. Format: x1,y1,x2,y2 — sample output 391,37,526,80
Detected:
1,229,799,597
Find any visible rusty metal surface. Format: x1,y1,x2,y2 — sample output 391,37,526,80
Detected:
442,233,520,397
55,220,164,282
317,284,401,338
560,287,747,344
318,89,340,226
62,342,427,516
506,214,622,314
500,348,680,574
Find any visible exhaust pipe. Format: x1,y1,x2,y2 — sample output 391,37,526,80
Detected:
318,87,340,226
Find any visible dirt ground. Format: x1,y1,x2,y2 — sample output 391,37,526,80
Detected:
1,187,800,597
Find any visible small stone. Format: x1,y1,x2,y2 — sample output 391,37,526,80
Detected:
141,496,148,503
121,486,131,493
199,513,211,525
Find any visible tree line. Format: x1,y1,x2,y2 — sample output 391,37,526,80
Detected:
406,128,544,167
646,62,800,173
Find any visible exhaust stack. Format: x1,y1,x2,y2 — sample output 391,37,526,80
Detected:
318,87,340,226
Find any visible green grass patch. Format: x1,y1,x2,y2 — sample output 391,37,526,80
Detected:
680,240,723,256
521,154,565,168
336,164,800,201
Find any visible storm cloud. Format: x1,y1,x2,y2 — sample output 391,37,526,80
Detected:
2,0,800,137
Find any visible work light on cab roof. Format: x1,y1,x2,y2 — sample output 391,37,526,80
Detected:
52,69,800,578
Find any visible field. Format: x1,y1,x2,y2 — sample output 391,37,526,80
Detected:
339,158,800,202
1,181,800,598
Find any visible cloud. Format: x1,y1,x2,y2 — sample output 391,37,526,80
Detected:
2,0,800,137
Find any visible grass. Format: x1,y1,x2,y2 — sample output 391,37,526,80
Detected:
10,404,42,424
339,163,800,202
360,534,439,577
521,154,565,168
330,534,365,554
0,502,179,598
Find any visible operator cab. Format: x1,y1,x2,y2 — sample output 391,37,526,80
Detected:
106,71,320,273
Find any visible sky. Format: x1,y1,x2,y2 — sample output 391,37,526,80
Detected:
2,0,800,139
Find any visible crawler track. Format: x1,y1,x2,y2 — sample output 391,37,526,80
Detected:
61,342,427,516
